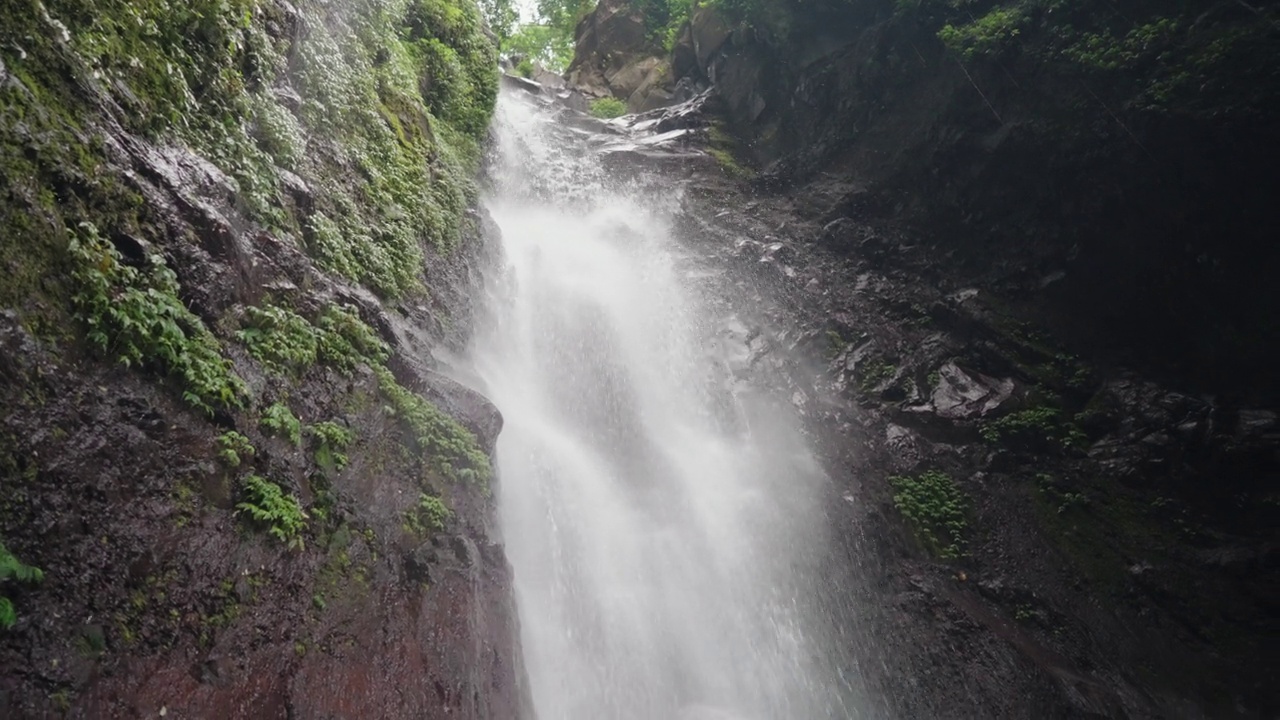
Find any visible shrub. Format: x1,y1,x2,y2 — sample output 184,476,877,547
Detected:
69,222,246,414
236,475,308,549
589,97,627,119
889,471,968,558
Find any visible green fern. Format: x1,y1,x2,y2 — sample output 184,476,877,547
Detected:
261,403,302,446
69,222,247,415
236,475,308,550
0,540,44,629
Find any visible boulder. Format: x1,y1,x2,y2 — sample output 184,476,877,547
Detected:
930,361,1015,419
690,7,733,69
565,0,676,110
609,55,663,99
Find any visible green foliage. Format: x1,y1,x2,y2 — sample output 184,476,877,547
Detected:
889,471,968,558
0,540,44,629
310,421,355,472
403,0,500,137
404,493,453,535
375,367,491,486
506,24,574,72
290,0,496,296
516,58,536,78
1062,18,1180,71
13,0,499,302
859,360,897,391
825,330,849,358
216,431,256,468
981,405,1086,449
535,0,595,37
315,306,391,372
239,303,388,376
589,97,628,119
68,222,246,414
938,5,1028,60
479,0,519,45
238,306,320,375
236,474,307,549
636,0,694,50
261,402,302,447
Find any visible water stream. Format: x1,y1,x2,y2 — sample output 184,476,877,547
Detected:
471,87,864,720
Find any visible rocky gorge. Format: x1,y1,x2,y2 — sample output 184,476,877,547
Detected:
1,0,1278,718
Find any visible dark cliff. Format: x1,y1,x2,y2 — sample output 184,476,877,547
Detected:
677,0,1280,403
0,0,529,716
562,0,1280,716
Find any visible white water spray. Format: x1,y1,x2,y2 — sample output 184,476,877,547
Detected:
471,88,864,720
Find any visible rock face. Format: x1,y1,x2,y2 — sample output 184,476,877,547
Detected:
565,0,676,111
587,15,1280,718
0,1,530,717
669,1,1280,405
665,142,1280,716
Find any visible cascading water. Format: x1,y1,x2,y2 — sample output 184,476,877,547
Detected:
471,87,868,720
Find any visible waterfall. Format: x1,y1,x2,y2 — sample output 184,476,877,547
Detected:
470,87,866,720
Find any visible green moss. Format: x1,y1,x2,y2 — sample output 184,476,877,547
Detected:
315,306,391,372
889,470,968,559
705,122,756,180
4,0,499,310
288,0,496,296
825,330,850,358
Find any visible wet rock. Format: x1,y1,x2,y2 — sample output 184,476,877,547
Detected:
885,423,926,472
1237,409,1277,437
758,241,793,264
690,8,734,70
404,544,436,585
500,72,543,96
532,67,566,89
930,361,1014,420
